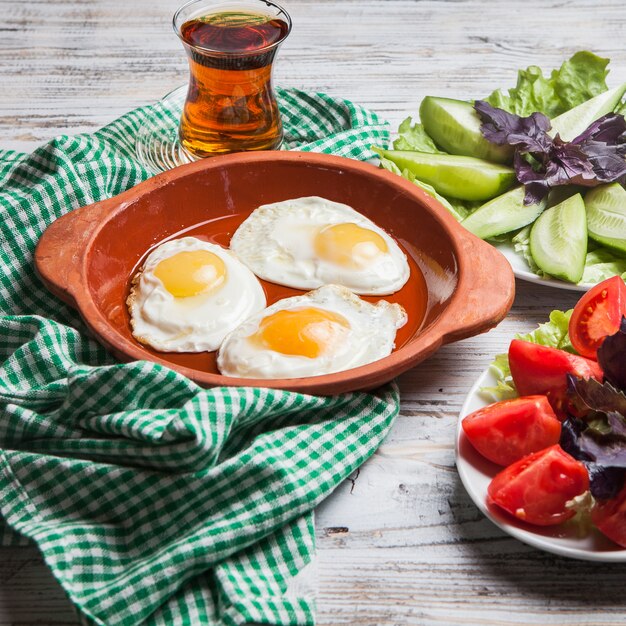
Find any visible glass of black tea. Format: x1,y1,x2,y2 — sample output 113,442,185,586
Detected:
173,0,291,158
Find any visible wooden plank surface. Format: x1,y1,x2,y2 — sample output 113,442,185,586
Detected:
2,0,626,624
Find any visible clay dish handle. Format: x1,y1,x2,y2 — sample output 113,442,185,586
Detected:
34,200,108,307
438,228,515,344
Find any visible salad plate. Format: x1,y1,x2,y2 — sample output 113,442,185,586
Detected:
456,366,626,562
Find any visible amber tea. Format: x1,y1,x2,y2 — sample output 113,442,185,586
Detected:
175,1,291,157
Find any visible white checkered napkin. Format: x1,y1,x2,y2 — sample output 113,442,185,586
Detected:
0,90,395,625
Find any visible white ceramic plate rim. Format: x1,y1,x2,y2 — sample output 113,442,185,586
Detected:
493,240,592,293
456,366,626,562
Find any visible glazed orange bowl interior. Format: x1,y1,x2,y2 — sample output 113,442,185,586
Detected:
35,151,515,394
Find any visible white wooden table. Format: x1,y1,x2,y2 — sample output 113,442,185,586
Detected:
2,1,626,624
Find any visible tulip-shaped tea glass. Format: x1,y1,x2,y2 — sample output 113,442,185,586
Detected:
173,0,291,158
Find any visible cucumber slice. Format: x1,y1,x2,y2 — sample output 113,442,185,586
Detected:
378,150,516,202
550,83,626,141
461,186,546,240
529,194,587,283
585,183,626,255
419,96,513,164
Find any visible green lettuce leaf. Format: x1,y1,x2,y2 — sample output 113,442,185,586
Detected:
511,225,542,274
553,51,610,110
481,309,574,400
581,248,626,284
485,51,609,118
392,117,443,153
487,65,565,118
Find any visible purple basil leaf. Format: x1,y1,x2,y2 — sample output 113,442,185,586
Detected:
608,411,626,438
515,141,597,203
566,374,626,417
561,415,626,499
597,316,626,391
572,114,626,183
475,101,626,206
548,139,597,184
577,432,626,468
563,373,626,499
522,184,549,205
588,465,626,500
571,113,626,146
578,140,626,183
560,416,592,461
514,152,552,204
474,100,552,152
581,143,626,183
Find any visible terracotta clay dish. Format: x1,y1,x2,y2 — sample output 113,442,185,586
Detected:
35,151,515,395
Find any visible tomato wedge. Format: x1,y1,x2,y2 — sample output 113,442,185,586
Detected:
508,339,603,415
488,445,589,526
592,483,626,548
569,276,626,359
462,396,561,466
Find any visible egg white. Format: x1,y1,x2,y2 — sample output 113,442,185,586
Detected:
229,196,410,295
217,284,407,379
128,237,266,352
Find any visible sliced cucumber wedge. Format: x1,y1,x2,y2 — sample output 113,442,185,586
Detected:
550,83,626,141
585,183,626,255
461,186,546,240
378,150,516,202
419,96,513,164
529,193,587,283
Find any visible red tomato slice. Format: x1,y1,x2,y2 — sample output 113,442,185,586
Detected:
488,445,589,526
462,396,561,466
508,339,603,415
569,276,626,360
592,483,626,548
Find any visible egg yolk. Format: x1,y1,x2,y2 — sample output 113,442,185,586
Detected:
314,222,388,268
153,250,226,297
252,307,350,358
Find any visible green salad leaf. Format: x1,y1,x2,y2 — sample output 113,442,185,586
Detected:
482,309,574,400
392,117,443,153
485,51,609,118
486,65,565,119
553,51,610,110
581,248,626,284
511,225,541,274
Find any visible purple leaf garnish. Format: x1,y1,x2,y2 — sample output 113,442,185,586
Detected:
474,100,552,152
562,373,626,499
474,102,626,204
566,373,626,415
597,316,626,391
571,113,626,146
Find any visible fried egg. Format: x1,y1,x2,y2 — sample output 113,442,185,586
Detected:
229,196,410,295
217,284,407,379
128,237,266,352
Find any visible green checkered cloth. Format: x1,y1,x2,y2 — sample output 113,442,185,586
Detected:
0,89,394,626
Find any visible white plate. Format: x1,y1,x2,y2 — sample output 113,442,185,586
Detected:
493,240,591,293
456,367,626,562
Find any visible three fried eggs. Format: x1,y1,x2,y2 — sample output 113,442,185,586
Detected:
127,197,412,378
